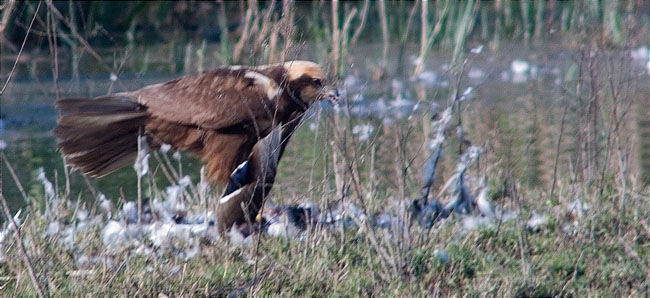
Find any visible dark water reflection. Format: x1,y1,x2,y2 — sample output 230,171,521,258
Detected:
2,43,650,214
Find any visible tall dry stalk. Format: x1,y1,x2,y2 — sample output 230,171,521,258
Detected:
331,0,340,77
183,42,193,74
136,133,144,224
396,0,419,76
533,0,545,39
279,0,295,62
520,0,531,40
233,0,256,63
413,0,449,77
339,5,358,74
329,0,361,78
350,0,369,45
330,110,364,207
327,111,405,278
1,152,30,205
252,0,275,61
0,0,16,37
231,0,293,64
216,0,231,63
1,1,39,95
550,104,569,200
0,181,47,297
451,0,479,66
44,0,111,72
420,0,428,65
572,50,603,188
601,52,635,234
377,0,389,78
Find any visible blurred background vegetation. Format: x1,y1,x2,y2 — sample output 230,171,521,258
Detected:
4,1,648,48
2,0,649,77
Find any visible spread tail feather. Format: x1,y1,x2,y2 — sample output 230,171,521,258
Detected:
53,96,150,177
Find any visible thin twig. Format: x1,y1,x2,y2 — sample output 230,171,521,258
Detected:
45,0,60,98
44,0,112,72
253,0,275,57
0,0,17,35
413,0,449,76
136,130,143,225
340,7,358,64
0,1,40,95
350,0,369,45
377,0,389,74
233,0,255,63
550,103,569,200
280,0,296,62
152,152,176,186
396,0,419,76
1,152,30,204
331,0,340,77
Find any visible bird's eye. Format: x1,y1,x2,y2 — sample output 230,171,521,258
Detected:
312,78,323,87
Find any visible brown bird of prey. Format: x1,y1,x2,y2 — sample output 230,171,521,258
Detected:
54,60,338,233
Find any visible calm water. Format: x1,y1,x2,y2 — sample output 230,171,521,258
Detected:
2,42,650,213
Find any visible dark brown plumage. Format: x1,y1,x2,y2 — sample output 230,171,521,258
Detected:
53,60,337,233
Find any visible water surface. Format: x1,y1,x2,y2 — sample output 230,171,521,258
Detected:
2,42,649,213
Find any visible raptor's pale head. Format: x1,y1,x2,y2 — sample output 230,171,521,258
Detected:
282,60,339,105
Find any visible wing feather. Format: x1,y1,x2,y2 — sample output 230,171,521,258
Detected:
129,67,282,131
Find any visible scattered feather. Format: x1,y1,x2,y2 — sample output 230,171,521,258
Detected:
352,124,374,141
526,212,548,232
475,187,496,218
133,136,151,178
511,59,530,74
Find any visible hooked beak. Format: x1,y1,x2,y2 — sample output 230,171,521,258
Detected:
323,87,340,104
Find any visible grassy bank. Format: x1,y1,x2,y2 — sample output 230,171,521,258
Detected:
1,177,648,296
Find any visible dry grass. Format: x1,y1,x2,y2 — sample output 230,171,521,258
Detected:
1,180,648,296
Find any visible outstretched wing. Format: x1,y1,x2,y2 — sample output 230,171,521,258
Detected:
129,67,283,132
